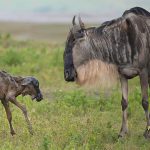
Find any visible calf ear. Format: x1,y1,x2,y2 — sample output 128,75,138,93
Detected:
21,78,32,86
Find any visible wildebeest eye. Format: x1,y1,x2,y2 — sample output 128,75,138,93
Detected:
78,29,84,33
74,30,85,39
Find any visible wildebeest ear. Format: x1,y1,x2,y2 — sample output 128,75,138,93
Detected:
21,78,32,86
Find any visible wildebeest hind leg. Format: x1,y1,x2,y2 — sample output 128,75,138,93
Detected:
140,69,150,139
118,76,128,138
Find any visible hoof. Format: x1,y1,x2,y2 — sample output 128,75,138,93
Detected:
28,125,34,135
29,129,34,135
30,132,34,135
11,131,16,136
118,134,123,138
118,132,127,138
118,129,128,138
143,129,150,139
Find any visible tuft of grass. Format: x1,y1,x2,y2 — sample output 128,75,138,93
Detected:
42,136,51,150
0,49,24,66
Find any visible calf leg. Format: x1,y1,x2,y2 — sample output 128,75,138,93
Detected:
140,69,150,138
9,98,33,135
1,100,15,135
119,76,128,137
148,77,150,89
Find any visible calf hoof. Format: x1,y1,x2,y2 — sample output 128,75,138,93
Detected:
29,129,34,135
118,128,128,138
118,132,128,138
11,131,16,136
30,131,34,135
118,134,123,138
118,133,126,138
143,129,150,139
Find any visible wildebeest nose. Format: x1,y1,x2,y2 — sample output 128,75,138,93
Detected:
40,94,43,100
36,92,43,101
39,93,43,99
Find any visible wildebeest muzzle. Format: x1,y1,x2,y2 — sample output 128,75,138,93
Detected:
64,68,76,82
34,87,43,102
35,92,43,102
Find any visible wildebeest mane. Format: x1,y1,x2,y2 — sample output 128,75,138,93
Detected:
123,7,150,17
96,7,150,34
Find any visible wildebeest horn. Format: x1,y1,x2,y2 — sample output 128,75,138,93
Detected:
78,15,85,29
72,16,76,25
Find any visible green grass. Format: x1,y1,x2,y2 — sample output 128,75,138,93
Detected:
0,36,149,150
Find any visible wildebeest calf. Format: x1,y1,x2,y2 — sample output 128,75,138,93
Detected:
0,71,43,135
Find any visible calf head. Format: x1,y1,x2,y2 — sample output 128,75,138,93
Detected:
21,77,43,102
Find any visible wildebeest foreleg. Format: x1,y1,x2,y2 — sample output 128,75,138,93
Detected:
1,100,15,135
119,76,128,137
9,98,33,135
140,69,150,138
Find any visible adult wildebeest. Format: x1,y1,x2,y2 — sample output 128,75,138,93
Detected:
0,71,43,135
64,7,150,138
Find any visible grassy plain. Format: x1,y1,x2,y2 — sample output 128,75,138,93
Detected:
0,22,69,43
0,22,149,150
